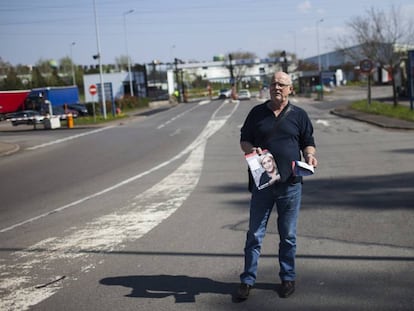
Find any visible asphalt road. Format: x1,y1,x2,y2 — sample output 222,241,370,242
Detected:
0,88,413,310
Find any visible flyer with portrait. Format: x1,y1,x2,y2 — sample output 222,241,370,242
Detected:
246,151,315,191
245,150,281,190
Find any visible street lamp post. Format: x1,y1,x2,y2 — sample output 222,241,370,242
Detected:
316,18,324,100
290,31,297,60
123,9,134,97
70,42,76,85
170,44,176,70
93,0,106,119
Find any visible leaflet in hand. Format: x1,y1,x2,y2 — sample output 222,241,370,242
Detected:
245,150,281,190
292,160,315,176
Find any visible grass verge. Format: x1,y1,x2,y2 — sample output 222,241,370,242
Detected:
73,113,128,126
350,100,414,122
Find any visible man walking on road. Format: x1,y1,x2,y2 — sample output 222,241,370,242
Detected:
238,71,318,299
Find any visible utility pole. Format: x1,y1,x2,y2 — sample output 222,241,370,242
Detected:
174,58,180,102
228,54,236,99
316,18,324,101
228,54,235,86
123,9,134,97
70,42,76,85
93,0,106,119
280,50,288,73
174,58,186,102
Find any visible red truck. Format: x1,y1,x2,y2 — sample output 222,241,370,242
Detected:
0,90,31,120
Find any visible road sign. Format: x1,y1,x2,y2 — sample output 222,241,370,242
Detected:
89,84,97,96
360,59,373,73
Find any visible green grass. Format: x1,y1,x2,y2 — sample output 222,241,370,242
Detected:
72,98,151,126
350,100,414,122
72,113,129,126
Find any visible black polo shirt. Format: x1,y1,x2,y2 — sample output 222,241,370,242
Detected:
240,101,315,182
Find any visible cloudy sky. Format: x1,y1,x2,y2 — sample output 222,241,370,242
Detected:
1,0,413,66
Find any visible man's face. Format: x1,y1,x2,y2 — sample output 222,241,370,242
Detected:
270,72,292,103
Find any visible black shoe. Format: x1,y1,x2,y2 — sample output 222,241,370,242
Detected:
236,283,252,300
279,280,295,298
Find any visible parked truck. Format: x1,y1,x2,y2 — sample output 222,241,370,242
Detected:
1,86,80,120
0,90,31,120
27,86,80,108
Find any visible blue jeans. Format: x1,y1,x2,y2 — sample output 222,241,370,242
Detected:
240,182,302,286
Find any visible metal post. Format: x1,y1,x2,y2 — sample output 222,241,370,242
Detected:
316,18,324,100
123,9,134,97
174,58,181,102
93,0,106,119
228,54,235,85
70,42,76,85
180,70,185,103
367,73,372,106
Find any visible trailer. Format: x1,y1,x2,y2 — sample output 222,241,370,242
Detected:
0,90,30,120
28,86,80,107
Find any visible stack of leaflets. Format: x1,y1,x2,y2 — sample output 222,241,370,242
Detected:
292,160,315,176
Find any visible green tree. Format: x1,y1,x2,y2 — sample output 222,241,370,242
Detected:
1,67,25,90
15,64,32,75
31,66,47,88
0,57,12,77
59,56,75,84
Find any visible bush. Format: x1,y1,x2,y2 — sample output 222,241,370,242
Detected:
84,97,151,116
116,96,150,111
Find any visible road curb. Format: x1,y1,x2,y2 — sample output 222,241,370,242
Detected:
0,101,178,157
330,106,414,130
0,142,20,156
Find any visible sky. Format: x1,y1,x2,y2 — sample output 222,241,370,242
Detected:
1,0,413,67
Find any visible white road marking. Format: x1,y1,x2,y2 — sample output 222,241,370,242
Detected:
198,100,211,105
0,100,238,311
316,119,330,127
26,126,115,151
157,104,200,129
169,128,181,137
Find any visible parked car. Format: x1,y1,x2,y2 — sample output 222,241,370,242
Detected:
8,110,44,126
238,89,251,100
218,88,232,99
52,106,79,120
67,103,89,116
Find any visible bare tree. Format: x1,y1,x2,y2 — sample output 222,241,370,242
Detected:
268,50,297,62
338,5,414,106
227,51,257,88
115,55,130,71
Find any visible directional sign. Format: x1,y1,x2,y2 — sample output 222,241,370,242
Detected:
89,84,97,96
